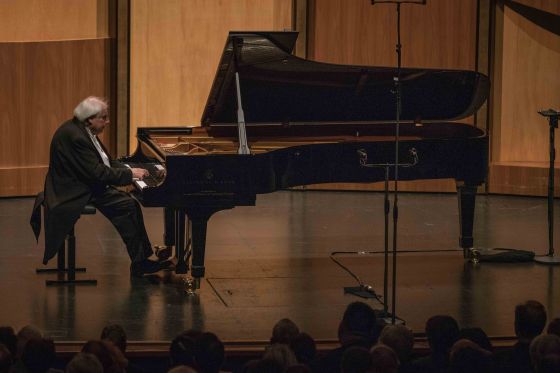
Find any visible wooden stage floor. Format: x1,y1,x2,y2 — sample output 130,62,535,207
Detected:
1,191,559,346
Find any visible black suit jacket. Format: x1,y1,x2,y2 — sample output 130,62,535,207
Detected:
31,117,133,264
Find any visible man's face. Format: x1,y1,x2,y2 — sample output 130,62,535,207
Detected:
88,109,109,135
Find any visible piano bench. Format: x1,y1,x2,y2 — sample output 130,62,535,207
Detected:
36,204,98,286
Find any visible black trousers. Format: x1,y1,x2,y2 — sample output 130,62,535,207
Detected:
89,187,152,263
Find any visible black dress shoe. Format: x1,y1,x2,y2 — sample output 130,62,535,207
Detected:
130,259,164,278
159,258,176,271
154,245,173,261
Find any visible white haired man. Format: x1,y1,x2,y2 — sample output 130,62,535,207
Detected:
31,96,166,277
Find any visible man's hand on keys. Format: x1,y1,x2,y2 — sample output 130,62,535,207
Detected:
131,168,149,180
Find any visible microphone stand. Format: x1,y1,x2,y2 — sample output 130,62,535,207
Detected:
534,109,560,265
371,0,426,325
357,148,418,322
391,2,402,326
370,0,426,324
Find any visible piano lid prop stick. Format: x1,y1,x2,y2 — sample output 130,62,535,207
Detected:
235,72,250,155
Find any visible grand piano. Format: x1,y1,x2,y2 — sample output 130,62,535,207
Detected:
123,31,490,289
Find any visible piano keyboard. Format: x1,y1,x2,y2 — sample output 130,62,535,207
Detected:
124,162,165,189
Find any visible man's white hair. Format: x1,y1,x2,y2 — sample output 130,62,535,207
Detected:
73,96,108,121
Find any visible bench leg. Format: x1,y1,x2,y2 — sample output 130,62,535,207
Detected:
42,228,97,286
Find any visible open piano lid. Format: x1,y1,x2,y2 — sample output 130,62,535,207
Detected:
201,31,490,126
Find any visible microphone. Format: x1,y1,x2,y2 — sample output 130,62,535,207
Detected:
362,284,378,296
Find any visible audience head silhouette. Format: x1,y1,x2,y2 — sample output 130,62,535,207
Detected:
271,318,300,345
449,339,493,373
547,317,560,337
289,332,317,365
100,324,127,354
262,343,298,371
515,300,547,341
425,315,460,354
66,352,103,373
369,344,399,373
529,334,560,372
169,330,201,369
458,327,493,352
0,327,16,357
0,344,13,373
193,332,225,373
339,301,378,346
21,338,56,373
16,325,42,359
379,324,414,363
81,340,125,373
167,366,197,373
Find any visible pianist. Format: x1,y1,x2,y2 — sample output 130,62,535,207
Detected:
31,96,167,277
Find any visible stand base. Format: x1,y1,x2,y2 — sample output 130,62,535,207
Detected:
344,286,378,299
534,255,560,265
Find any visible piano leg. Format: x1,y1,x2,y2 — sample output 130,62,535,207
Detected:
173,206,224,289
164,207,175,247
172,196,255,291
456,182,477,258
175,209,189,274
189,216,209,282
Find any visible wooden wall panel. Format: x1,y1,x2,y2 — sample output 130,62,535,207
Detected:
0,39,110,196
489,1,560,196
116,0,130,157
308,0,478,193
129,0,293,147
0,0,112,197
0,0,108,41
489,163,560,196
310,0,477,69
495,7,560,163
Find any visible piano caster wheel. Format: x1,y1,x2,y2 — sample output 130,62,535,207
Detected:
466,248,480,264
183,277,200,295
